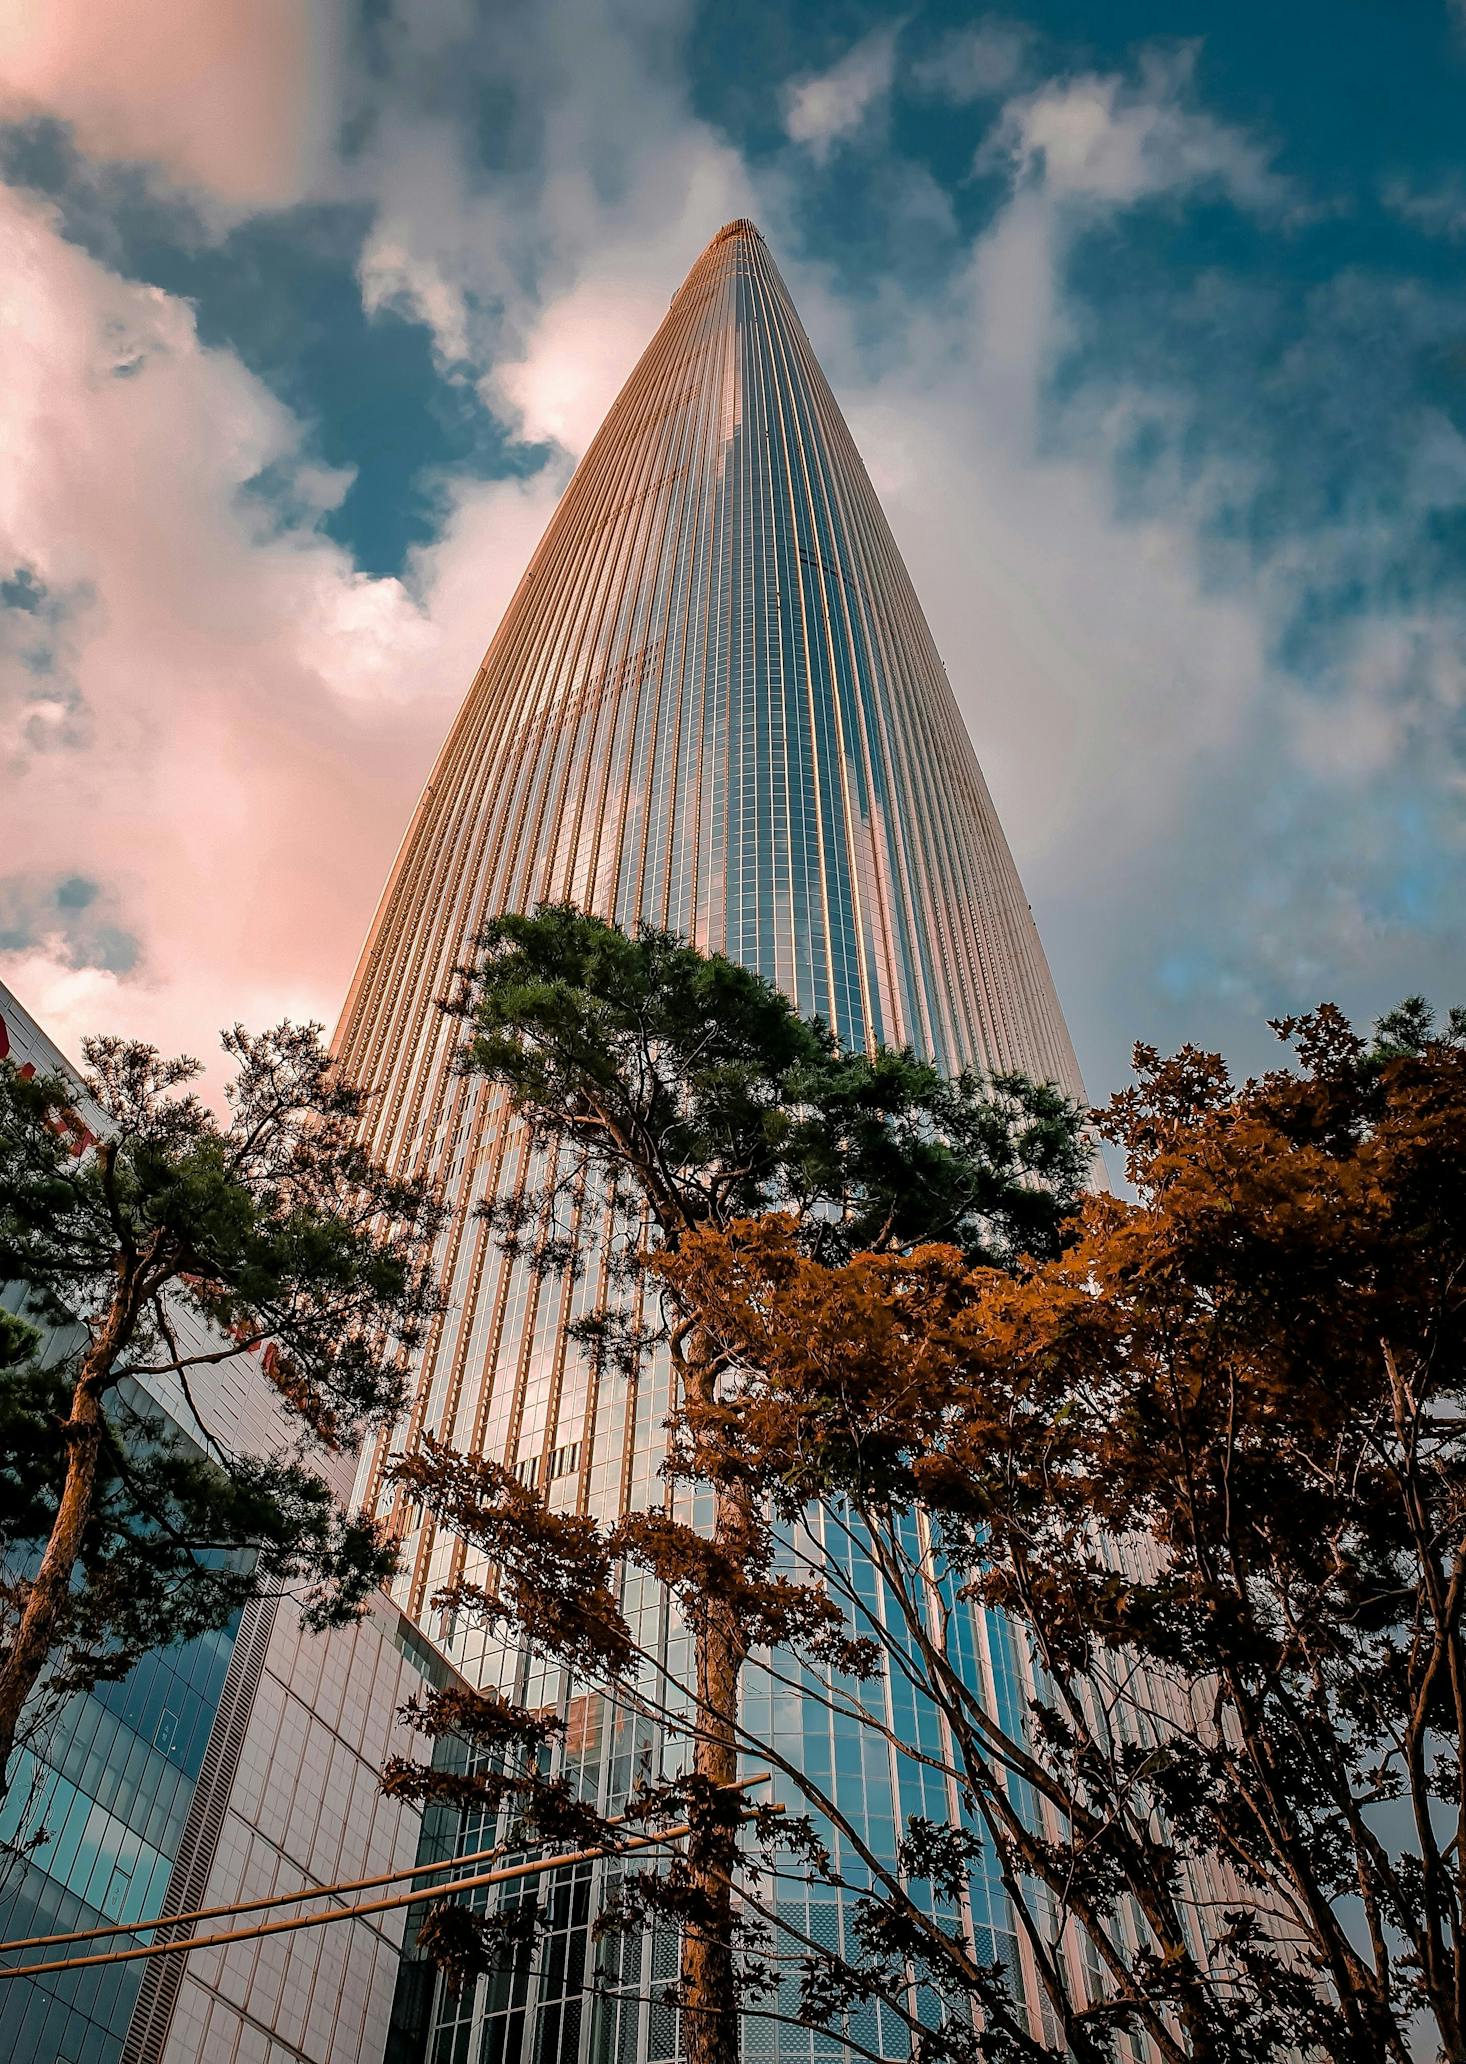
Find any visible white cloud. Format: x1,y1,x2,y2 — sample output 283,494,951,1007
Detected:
784,25,901,162
0,182,559,1086
987,46,1294,213
360,230,474,366
0,947,136,1069
0,0,343,214
838,190,1267,895
1287,614,1466,783
911,20,1032,102
348,100,519,370
1383,173,1466,239
484,130,755,452
347,0,758,410
493,278,658,452
3,2,1459,1105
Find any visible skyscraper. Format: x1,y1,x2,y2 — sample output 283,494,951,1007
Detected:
335,219,1086,2061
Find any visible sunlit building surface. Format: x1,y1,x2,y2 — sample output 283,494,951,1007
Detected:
335,219,1087,2062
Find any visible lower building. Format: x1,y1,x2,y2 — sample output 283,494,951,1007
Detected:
0,1578,240,2064
134,1588,452,2064
0,982,458,2064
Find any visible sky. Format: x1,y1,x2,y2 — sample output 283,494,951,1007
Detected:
2,0,1465,1110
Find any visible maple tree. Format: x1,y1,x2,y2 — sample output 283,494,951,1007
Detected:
662,996,1466,2061
0,1023,444,1802
388,906,1088,2064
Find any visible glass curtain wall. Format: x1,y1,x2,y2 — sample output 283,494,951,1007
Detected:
0,1304,241,2064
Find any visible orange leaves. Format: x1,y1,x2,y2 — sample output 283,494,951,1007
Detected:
259,1339,342,1448
388,1439,635,1680
655,1212,1104,1523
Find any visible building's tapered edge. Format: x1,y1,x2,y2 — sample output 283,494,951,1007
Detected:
671,217,768,304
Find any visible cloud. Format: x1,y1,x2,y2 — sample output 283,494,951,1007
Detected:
485,139,754,451
0,0,343,214
347,99,518,371
783,25,901,162
345,0,758,409
0,873,139,974
492,279,661,453
1383,172,1466,239
986,45,1295,214
3,2,1460,1115
1285,614,1466,784
0,181,559,1080
359,230,474,366
911,20,1032,102
1,561,91,761
344,0,760,447
838,191,1268,906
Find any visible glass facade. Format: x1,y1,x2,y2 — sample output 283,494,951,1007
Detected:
0,1331,239,2064
336,219,1088,2061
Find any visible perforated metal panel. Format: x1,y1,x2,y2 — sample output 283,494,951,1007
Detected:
120,1593,279,2064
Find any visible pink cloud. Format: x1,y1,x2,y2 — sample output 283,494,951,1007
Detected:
0,183,559,1087
0,0,342,211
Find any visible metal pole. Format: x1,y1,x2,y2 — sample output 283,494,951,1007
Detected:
0,1803,780,1982
0,1773,772,1956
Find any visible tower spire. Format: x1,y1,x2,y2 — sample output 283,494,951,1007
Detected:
338,222,1080,1103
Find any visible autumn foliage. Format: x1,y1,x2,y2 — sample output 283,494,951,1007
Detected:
666,999,1466,2061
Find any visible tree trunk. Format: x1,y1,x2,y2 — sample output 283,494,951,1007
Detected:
678,1331,750,2064
0,1284,131,1799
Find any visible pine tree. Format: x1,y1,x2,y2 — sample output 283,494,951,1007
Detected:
0,1021,446,1798
389,906,1086,2064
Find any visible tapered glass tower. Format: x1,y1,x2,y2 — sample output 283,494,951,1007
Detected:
336,220,1086,2061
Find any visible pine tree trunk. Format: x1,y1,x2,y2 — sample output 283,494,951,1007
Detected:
0,1281,131,1799
681,1557,743,2064
678,1337,750,2064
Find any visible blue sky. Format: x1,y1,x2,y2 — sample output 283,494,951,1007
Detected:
2,0,1464,1105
